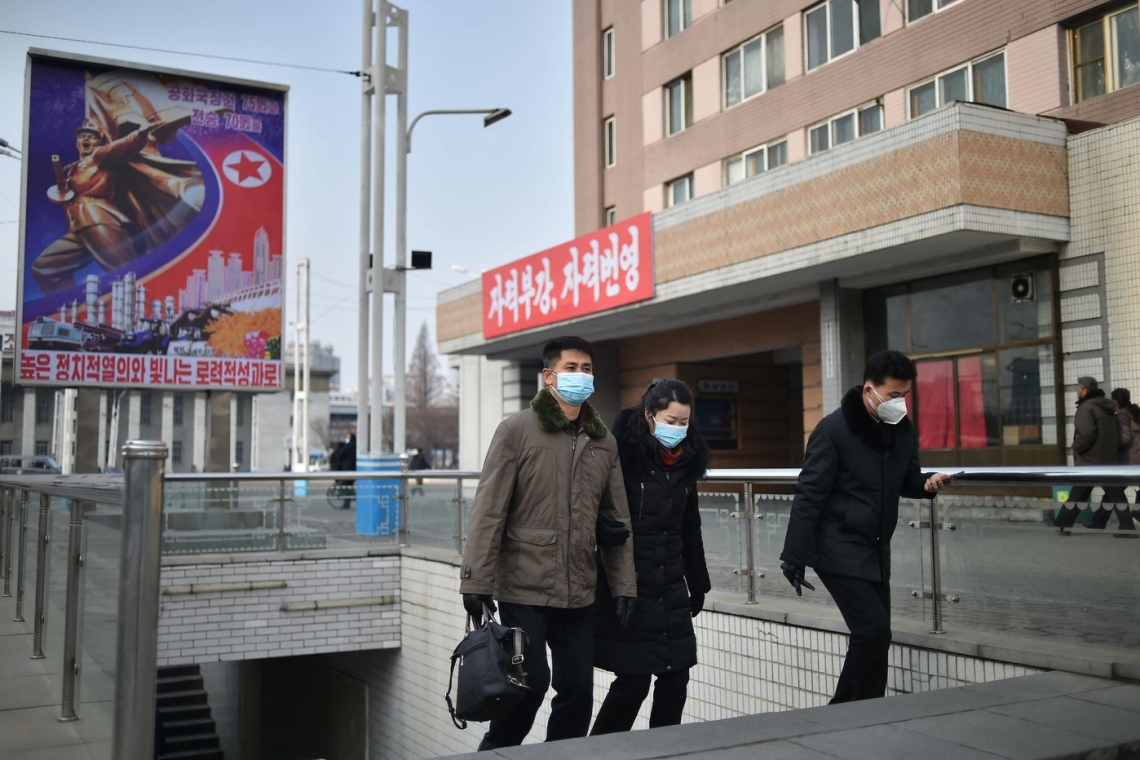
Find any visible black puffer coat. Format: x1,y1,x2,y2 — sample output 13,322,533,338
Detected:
594,408,711,675
781,387,930,584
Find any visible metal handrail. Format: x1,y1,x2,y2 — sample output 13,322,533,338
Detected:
1,461,1137,755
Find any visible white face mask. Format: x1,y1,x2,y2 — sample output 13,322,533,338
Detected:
870,386,908,425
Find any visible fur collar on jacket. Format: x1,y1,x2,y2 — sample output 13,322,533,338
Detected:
530,388,608,439
611,407,709,478
840,385,912,452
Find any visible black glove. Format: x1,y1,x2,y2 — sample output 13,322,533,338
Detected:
614,596,635,628
462,593,496,625
596,517,630,547
780,562,815,597
689,591,705,618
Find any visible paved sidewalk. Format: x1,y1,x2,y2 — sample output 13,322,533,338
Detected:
0,582,110,759
442,671,1140,760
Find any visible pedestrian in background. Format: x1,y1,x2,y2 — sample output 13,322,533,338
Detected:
1109,388,1138,530
780,350,950,703
459,336,637,750
591,379,710,735
1057,378,1131,531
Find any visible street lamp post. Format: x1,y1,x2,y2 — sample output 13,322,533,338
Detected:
393,106,509,455
359,0,509,457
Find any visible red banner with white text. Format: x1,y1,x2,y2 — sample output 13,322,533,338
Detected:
482,212,654,339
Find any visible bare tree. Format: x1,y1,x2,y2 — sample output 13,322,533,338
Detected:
407,321,445,409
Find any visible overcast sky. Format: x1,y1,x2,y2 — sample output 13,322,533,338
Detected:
0,0,574,389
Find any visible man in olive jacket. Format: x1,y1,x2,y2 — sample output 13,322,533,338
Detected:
1057,376,1126,530
780,351,949,703
460,336,637,749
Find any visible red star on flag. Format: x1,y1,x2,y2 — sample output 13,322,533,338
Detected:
231,152,265,183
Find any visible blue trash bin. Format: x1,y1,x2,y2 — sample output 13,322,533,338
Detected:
357,454,402,536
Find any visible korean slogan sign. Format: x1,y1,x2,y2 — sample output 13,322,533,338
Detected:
483,212,654,339
16,52,286,390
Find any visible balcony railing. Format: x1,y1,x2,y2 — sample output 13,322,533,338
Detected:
2,455,1138,758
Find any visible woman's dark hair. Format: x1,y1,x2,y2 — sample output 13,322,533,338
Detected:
1112,388,1131,407
1129,403,1140,426
627,379,704,447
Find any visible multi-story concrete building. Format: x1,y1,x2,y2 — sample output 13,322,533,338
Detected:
438,0,1140,472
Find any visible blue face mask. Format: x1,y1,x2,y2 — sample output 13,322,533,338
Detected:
551,372,594,406
652,420,688,449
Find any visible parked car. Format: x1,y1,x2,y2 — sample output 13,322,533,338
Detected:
0,455,62,475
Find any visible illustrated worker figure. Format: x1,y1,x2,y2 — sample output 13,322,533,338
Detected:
460,336,637,749
32,114,203,294
780,350,950,703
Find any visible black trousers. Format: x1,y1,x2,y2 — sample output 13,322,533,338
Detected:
478,603,595,750
591,670,690,735
1058,486,1136,529
817,573,892,703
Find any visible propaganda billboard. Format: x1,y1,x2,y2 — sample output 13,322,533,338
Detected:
482,212,654,339
15,51,287,390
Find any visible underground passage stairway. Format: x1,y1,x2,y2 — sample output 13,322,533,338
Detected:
442,671,1140,760
154,664,224,760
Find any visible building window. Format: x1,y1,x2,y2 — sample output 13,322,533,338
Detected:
35,440,49,456
173,395,184,426
1072,5,1140,103
236,396,245,426
603,27,615,79
140,392,152,426
604,116,616,167
235,440,244,465
723,25,785,109
908,51,1006,118
0,441,12,456
605,206,617,226
665,74,692,135
724,139,788,185
0,386,12,423
665,0,691,39
808,102,883,154
666,174,694,207
173,440,183,464
35,389,52,425
907,0,961,24
865,261,1058,460
805,0,881,72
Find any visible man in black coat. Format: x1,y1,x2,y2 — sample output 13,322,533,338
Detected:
780,350,950,703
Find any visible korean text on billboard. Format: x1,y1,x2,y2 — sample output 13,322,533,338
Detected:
16,53,287,390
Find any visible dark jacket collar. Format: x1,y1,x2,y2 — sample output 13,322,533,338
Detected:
611,407,709,478
841,385,912,451
530,388,608,439
1077,388,1108,407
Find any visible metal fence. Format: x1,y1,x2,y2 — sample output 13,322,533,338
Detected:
2,455,1139,758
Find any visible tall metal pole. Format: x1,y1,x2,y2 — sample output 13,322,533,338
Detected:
369,1,389,455
292,258,311,471
393,4,409,456
31,492,51,659
928,497,946,635
111,440,167,757
2,487,13,597
13,489,29,621
58,499,89,721
357,0,374,454
0,487,8,584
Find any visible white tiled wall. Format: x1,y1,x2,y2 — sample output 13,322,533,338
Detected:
157,554,400,666
1063,118,1140,444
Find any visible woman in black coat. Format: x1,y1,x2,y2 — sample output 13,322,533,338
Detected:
591,379,710,734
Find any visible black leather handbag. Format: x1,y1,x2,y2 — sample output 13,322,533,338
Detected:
445,605,529,729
